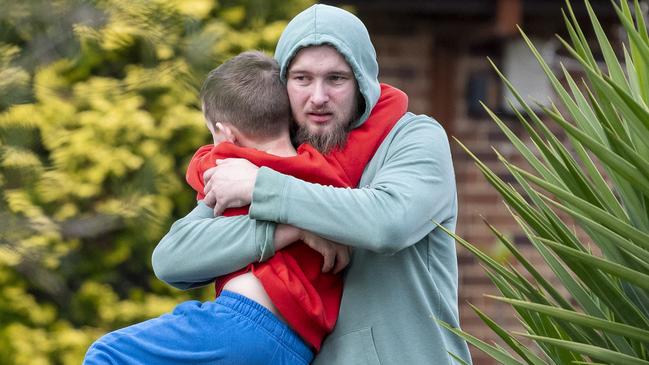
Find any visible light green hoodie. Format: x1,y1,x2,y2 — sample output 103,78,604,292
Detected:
274,4,380,129
153,4,472,364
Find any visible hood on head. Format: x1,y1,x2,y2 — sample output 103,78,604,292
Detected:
274,4,380,129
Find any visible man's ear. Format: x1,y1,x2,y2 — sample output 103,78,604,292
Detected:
215,122,236,143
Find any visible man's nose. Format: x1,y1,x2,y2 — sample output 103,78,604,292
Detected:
310,81,329,107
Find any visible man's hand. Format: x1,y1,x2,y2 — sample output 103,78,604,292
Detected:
203,158,259,216
301,231,351,274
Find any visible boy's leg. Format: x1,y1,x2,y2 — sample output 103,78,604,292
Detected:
84,299,241,364
83,292,313,365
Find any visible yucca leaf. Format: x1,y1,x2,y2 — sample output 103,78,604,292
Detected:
436,321,527,365
532,185,649,276
600,123,649,185
488,58,570,187
546,198,649,271
632,0,649,103
520,104,603,212
628,0,649,104
511,166,649,251
582,77,630,147
612,1,649,90
561,64,605,141
481,100,559,185
508,265,554,306
536,237,649,291
518,27,607,149
448,353,472,365
624,283,649,322
503,164,622,318
518,334,649,365
490,54,593,193
624,45,644,103
506,101,567,187
604,73,649,144
542,107,649,197
438,224,550,307
493,296,643,356
434,223,525,289
584,0,628,89
550,95,649,218
508,262,603,348
505,166,636,327
527,118,605,212
485,219,575,311
503,158,596,255
487,270,574,363
486,269,527,303
469,303,548,365
503,149,621,266
558,32,649,143
452,1,649,363
562,1,598,69
454,138,555,237
484,268,558,353
530,235,649,329
578,85,635,217
555,35,649,172
561,5,597,70
516,216,615,325
632,0,649,43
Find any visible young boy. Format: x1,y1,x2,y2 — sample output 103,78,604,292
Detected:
84,50,408,365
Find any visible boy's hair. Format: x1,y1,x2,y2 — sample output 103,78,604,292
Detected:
200,51,290,139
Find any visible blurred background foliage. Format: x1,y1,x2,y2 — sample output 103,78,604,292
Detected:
0,0,312,363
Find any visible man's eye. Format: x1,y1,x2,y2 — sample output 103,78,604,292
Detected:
329,75,347,83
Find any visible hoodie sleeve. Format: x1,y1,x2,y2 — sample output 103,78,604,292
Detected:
249,114,456,255
151,201,276,289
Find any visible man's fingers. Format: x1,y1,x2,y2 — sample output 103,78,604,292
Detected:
203,166,217,185
213,201,226,217
204,177,212,194
204,191,216,208
333,249,350,274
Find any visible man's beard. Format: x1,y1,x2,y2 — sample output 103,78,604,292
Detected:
295,123,350,154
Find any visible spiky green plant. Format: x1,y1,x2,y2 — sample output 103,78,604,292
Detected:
442,1,649,364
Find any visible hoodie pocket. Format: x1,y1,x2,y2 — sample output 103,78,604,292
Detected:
313,327,381,365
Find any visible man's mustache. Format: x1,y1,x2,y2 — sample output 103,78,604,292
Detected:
306,108,333,114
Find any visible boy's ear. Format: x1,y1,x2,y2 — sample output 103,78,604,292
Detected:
205,120,217,135
215,122,236,143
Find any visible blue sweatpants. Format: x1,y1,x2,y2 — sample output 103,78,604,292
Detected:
83,291,314,365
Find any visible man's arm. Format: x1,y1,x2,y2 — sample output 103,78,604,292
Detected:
152,201,349,289
151,201,277,289
155,114,451,288
249,115,455,254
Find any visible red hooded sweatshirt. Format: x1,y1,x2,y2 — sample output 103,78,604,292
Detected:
186,83,407,350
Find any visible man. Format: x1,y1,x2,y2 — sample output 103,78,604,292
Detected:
154,4,472,364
